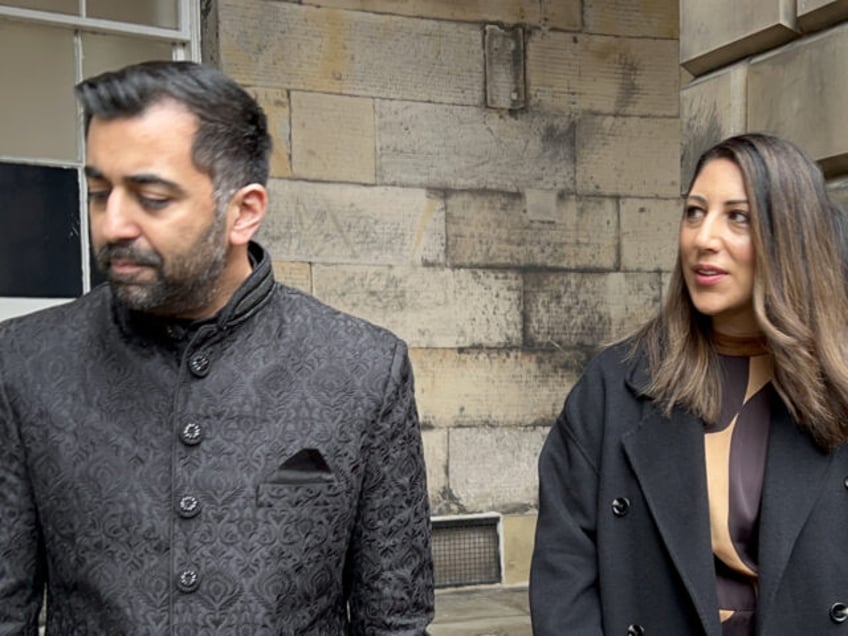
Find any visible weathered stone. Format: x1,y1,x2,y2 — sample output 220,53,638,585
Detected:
421,428,448,505
524,271,661,347
312,265,523,347
485,25,526,110
680,0,798,75
377,101,576,191
300,0,581,29
445,191,617,269
585,0,678,38
680,64,747,189
576,115,680,197
620,198,681,272
272,261,312,294
502,513,537,585
219,0,483,105
448,427,548,512
408,347,587,429
260,179,445,266
250,86,292,178
290,91,375,183
797,0,848,32
748,25,848,175
527,30,679,117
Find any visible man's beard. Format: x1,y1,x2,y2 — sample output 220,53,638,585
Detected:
95,212,228,318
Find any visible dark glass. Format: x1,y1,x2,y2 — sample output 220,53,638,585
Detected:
0,162,82,297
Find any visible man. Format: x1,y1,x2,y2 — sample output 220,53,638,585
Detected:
0,61,434,634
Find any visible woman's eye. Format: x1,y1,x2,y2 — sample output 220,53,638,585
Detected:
684,205,704,219
729,210,750,225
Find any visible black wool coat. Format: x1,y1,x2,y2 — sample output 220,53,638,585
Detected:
530,341,848,635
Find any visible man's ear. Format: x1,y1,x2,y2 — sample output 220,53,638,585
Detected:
228,183,267,246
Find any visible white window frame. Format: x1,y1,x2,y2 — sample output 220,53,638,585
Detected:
0,0,201,321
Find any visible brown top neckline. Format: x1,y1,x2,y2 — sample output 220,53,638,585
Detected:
713,331,769,357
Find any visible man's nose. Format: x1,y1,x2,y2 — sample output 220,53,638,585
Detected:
96,191,141,242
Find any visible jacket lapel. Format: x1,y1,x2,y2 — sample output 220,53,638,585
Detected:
622,396,721,635
756,401,834,628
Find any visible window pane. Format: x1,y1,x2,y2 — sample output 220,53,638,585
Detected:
0,163,82,297
0,0,78,14
86,0,178,29
81,31,173,79
0,20,76,161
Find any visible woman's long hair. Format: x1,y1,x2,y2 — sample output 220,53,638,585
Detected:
633,133,848,449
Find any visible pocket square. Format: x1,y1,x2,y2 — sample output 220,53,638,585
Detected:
265,448,334,484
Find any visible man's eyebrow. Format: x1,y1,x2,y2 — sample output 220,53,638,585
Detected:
84,165,104,179
124,173,185,195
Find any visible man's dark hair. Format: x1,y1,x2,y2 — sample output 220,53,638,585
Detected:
75,60,272,210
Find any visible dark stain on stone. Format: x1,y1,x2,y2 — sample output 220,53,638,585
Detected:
615,53,641,113
682,107,724,194
541,122,575,162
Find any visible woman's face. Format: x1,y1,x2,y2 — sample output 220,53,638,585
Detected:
680,157,757,336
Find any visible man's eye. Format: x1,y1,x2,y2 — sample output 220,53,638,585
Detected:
87,190,109,206
138,195,169,210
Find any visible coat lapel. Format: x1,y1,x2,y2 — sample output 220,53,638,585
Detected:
756,401,834,628
622,400,721,635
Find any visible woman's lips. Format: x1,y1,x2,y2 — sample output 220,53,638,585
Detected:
692,264,727,286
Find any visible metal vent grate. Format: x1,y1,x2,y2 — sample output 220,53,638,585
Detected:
432,515,501,588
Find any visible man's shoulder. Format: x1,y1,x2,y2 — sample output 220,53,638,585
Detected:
0,286,111,341
269,283,404,351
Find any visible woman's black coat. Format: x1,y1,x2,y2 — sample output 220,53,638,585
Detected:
530,342,848,635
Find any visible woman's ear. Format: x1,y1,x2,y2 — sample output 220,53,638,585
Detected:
227,183,267,246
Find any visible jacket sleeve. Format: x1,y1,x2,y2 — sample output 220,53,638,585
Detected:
0,363,45,635
530,372,604,635
346,341,434,635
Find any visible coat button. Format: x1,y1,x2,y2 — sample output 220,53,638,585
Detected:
831,602,848,623
189,353,210,377
178,495,200,518
180,422,203,446
627,625,645,636
612,497,631,517
177,569,199,593
843,476,848,490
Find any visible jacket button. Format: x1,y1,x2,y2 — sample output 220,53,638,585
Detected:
843,476,848,490
189,353,210,377
180,422,203,446
612,497,631,517
627,625,645,636
178,495,200,518
177,569,199,593
831,602,848,623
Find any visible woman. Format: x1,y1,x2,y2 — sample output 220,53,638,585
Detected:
530,133,848,635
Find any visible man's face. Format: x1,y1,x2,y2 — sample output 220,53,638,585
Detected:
86,100,231,319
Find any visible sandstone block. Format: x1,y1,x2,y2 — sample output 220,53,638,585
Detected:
797,0,848,32
502,513,537,585
527,30,679,117
261,179,445,266
448,426,549,512
250,86,292,178
620,198,682,271
680,64,748,188
445,191,617,269
680,0,798,75
312,265,523,347
748,25,848,175
301,0,581,29
272,261,312,294
291,91,375,183
408,347,587,429
525,271,661,347
585,0,678,38
421,428,448,505
576,115,680,197
485,25,525,110
219,0,483,105
377,101,576,191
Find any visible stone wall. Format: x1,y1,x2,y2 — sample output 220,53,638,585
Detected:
204,0,681,585
680,0,848,187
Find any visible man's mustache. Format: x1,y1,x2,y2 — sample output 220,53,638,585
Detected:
97,243,163,268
